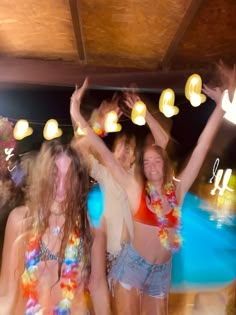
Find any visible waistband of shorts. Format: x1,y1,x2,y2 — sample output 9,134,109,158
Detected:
127,242,172,272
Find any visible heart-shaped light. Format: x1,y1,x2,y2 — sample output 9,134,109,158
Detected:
43,119,62,140
131,100,147,126
159,88,179,118
13,119,33,140
104,111,122,133
185,74,206,107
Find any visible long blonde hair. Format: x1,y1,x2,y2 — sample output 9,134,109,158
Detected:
26,140,92,282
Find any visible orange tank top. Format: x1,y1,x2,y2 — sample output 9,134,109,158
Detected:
133,189,178,228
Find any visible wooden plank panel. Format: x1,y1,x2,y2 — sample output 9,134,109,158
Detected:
0,57,210,92
80,0,190,69
162,0,204,68
69,0,86,62
172,0,236,69
0,0,78,61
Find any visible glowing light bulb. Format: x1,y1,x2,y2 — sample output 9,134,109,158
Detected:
13,120,33,140
104,111,122,132
131,101,146,126
163,105,175,118
185,74,206,107
190,92,202,107
43,119,62,140
159,88,179,118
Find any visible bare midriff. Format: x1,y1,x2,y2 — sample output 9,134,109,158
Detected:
131,221,173,265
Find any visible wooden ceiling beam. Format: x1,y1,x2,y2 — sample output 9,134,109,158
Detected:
69,0,86,62
0,57,210,93
162,0,204,69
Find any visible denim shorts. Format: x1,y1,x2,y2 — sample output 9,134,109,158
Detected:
106,251,119,275
108,242,172,298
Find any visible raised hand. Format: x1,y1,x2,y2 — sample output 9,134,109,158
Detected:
70,78,88,124
98,93,121,118
202,84,223,105
118,86,140,118
90,93,122,131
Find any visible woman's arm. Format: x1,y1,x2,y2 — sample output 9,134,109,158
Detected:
70,80,135,193
145,109,170,149
123,94,169,149
176,86,224,204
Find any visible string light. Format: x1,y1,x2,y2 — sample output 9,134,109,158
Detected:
185,74,206,107
131,101,147,126
159,88,179,118
13,119,33,140
43,119,62,140
104,111,122,133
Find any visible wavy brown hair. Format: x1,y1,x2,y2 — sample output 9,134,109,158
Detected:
138,144,174,189
26,140,92,283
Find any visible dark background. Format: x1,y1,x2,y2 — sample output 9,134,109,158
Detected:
0,86,235,173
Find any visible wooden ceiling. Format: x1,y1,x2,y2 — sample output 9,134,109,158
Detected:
0,0,236,91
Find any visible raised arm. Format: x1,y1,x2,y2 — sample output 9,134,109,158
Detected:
70,80,135,193
176,86,224,204
123,93,169,149
145,108,169,149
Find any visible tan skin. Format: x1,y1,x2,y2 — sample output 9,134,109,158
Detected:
88,219,110,315
71,82,170,305
71,86,169,315
73,123,137,314
86,143,135,315
70,65,231,314
0,153,88,315
76,102,136,315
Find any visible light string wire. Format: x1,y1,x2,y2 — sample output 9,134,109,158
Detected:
1,103,185,127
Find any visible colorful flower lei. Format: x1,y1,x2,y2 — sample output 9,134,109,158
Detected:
22,229,81,315
145,182,182,252
90,109,108,138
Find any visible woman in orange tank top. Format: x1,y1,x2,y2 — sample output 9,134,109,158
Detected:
70,62,233,315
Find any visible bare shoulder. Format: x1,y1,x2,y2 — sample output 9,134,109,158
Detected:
8,205,28,221
6,205,29,233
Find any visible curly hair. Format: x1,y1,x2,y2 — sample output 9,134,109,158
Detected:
26,140,92,283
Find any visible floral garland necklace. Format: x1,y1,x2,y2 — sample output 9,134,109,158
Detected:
145,181,182,252
21,225,81,315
